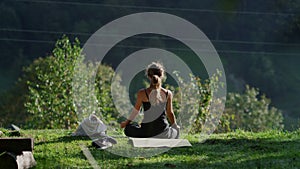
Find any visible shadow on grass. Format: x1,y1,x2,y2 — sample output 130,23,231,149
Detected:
119,155,299,169
70,137,298,169
34,133,300,168
35,135,90,146
112,137,300,169
198,137,300,154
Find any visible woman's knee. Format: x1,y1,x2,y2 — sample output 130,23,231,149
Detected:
124,126,132,136
124,125,140,137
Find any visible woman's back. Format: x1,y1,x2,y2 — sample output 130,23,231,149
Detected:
141,88,169,137
120,61,179,139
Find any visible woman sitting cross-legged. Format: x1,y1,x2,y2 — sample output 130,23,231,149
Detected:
120,62,180,139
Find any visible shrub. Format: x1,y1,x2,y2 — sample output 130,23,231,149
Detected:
1,36,284,131
171,72,283,133
0,85,28,127
224,85,284,132
170,70,225,134
24,36,82,129
0,36,134,129
23,36,121,129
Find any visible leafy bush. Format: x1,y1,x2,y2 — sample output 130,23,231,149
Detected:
0,36,285,132
72,60,124,124
95,65,121,121
223,85,284,132
0,36,131,129
24,36,82,129
23,36,121,129
170,72,283,133
170,70,225,134
0,84,28,128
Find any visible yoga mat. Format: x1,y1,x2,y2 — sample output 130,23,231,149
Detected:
129,138,192,148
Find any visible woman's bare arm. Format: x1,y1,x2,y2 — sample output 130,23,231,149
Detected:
166,91,177,125
120,90,143,128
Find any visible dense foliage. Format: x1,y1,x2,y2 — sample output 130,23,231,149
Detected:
0,36,285,133
24,36,82,129
169,71,283,133
169,71,222,134
0,36,122,129
1,0,300,122
223,86,284,132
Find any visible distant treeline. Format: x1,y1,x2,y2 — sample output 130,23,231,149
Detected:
1,0,300,119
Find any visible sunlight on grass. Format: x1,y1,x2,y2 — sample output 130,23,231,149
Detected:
11,129,299,169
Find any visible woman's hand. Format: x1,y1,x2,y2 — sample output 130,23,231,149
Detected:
171,123,180,130
120,120,130,128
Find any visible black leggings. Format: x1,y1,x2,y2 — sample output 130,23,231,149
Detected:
124,123,179,139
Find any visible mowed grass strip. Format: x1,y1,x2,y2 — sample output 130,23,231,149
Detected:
17,129,300,169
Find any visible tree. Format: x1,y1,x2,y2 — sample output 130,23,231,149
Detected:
23,36,126,129
24,36,82,129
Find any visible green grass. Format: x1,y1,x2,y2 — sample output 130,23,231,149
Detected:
4,129,300,169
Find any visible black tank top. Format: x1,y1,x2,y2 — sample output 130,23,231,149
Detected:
141,89,169,137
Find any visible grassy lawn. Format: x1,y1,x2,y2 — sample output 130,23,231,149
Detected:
5,129,300,169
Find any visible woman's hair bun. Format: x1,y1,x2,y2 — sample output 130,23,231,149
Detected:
146,62,165,78
152,75,160,84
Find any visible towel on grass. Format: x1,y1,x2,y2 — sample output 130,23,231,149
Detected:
129,137,192,148
71,114,107,137
71,114,117,149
